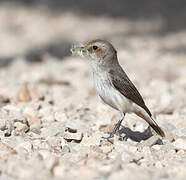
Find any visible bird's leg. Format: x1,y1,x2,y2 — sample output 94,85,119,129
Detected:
104,112,125,139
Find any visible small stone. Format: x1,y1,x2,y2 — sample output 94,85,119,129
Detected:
61,145,71,154
176,127,186,137
164,131,174,142
65,127,77,133
137,136,162,149
99,124,114,133
3,105,28,124
54,110,68,122
108,151,119,159
40,122,65,137
2,136,23,149
173,138,186,150
17,83,32,102
14,122,29,133
121,150,133,163
81,132,102,146
3,105,21,112
134,123,147,132
31,89,45,101
30,128,41,135
4,121,14,137
140,146,151,155
60,138,71,154
47,136,61,147
63,131,83,143
23,107,37,117
152,145,161,151
177,149,184,155
100,145,113,154
24,114,42,129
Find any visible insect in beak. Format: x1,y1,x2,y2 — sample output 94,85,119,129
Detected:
70,45,88,57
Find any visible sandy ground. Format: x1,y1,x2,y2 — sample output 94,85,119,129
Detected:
0,4,186,180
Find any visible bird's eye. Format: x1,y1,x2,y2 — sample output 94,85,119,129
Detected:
92,45,98,50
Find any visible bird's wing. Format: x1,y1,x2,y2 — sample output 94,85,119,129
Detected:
109,68,152,116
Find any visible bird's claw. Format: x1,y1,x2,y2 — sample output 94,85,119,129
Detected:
119,135,128,141
101,135,114,144
102,133,114,139
101,131,117,143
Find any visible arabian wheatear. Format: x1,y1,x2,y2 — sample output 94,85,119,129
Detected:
71,39,165,139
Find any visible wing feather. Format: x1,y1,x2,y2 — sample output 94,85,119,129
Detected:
109,69,152,117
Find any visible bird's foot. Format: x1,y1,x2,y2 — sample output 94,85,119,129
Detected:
102,121,122,141
119,134,128,141
101,135,114,144
102,132,114,140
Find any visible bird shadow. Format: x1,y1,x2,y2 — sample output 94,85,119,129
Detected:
118,126,153,142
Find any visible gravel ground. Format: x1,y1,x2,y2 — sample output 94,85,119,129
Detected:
0,4,186,180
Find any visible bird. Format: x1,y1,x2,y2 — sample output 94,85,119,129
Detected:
71,39,165,139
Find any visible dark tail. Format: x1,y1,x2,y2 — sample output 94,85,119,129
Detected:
136,112,165,137
148,118,165,137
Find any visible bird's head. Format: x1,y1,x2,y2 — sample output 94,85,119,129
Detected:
71,39,117,64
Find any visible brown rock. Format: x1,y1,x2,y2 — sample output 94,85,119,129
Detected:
24,114,42,129
99,124,113,133
31,89,45,101
17,83,32,102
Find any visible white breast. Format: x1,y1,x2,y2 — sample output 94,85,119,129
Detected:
93,72,133,113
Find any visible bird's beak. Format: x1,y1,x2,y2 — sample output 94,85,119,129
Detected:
70,44,88,57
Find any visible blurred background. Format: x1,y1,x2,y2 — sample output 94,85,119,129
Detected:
0,0,186,66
